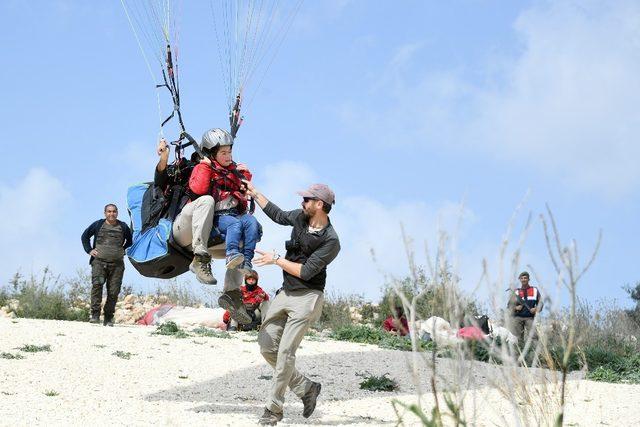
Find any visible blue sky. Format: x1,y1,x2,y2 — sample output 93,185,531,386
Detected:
1,0,638,309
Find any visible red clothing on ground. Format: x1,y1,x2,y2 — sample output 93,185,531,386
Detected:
223,284,270,324
189,161,252,212
382,316,409,336
456,326,487,340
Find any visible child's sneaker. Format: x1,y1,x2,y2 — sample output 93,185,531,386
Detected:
225,252,244,269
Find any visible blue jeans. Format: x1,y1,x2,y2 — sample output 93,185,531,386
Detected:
215,213,260,263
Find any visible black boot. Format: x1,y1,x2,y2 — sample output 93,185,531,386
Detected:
218,289,252,324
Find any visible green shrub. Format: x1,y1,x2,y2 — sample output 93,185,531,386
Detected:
378,267,481,326
18,344,51,353
0,287,9,308
1,269,90,321
582,346,640,383
316,291,365,331
154,278,203,306
330,324,387,344
154,321,190,338
1,352,24,359
359,373,398,392
544,345,582,371
192,326,231,339
330,324,436,352
112,351,134,360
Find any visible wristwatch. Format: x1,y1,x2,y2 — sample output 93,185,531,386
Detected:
272,253,281,263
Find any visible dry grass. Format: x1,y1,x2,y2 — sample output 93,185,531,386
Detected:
383,202,605,426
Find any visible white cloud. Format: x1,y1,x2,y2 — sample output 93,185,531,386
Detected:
341,0,640,198
0,168,70,235
472,0,640,196
0,168,75,278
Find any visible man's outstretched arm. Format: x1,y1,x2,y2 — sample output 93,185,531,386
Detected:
254,249,303,278
254,238,340,280
243,179,298,226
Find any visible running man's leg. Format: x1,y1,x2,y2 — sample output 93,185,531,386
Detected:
259,289,324,414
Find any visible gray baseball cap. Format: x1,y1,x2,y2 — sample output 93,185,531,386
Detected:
297,184,336,205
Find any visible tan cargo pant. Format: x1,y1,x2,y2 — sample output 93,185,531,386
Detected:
508,316,536,345
258,288,324,414
172,195,215,255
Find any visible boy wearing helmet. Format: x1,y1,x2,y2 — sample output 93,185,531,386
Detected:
223,270,270,331
190,128,261,271
189,128,261,322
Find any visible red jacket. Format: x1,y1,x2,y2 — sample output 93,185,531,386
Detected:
382,316,409,336
189,161,252,212
223,284,269,324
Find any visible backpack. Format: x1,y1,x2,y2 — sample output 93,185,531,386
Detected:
126,183,192,279
475,315,492,335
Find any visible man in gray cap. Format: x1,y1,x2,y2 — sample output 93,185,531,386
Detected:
243,181,341,425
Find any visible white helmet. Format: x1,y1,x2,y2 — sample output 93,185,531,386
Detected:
201,128,233,154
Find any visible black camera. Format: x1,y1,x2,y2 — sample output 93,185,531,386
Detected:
285,239,301,252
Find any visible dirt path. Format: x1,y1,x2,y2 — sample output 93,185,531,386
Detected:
1,318,638,426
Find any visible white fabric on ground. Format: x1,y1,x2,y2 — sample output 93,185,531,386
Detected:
159,306,226,329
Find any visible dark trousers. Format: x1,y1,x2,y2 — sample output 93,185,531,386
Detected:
91,259,124,320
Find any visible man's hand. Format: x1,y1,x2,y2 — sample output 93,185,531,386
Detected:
156,138,170,172
236,163,248,172
242,179,258,197
157,138,169,157
529,307,537,315
90,249,98,257
515,304,523,312
254,249,278,266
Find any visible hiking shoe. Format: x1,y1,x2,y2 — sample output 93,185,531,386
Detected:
227,325,238,332
89,316,100,324
258,408,283,425
225,252,244,270
301,381,321,418
190,254,217,285
218,289,252,324
103,318,114,327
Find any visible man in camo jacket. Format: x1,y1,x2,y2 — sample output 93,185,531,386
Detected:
81,204,132,326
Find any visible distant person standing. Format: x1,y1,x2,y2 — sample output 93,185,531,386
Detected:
81,204,132,326
244,181,340,426
508,271,543,345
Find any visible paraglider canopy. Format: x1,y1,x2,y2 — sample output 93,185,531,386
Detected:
121,0,303,143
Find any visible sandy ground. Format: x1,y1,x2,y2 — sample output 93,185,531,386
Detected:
1,318,639,426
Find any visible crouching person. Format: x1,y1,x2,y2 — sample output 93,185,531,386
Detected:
382,305,409,336
81,204,132,326
223,270,270,331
